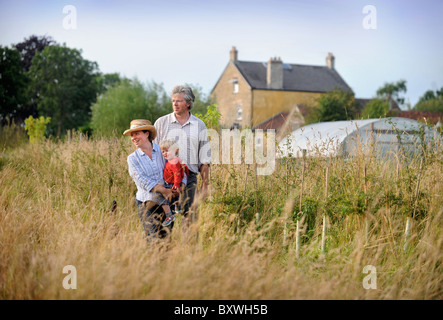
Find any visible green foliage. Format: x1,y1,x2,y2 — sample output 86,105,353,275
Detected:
0,36,56,125
194,104,221,130
0,120,28,152
216,193,256,221
292,197,319,241
27,44,100,137
418,89,442,102
0,46,29,125
91,79,170,137
24,115,51,144
308,89,358,123
361,98,390,118
376,79,407,107
413,88,443,112
14,35,56,72
96,72,124,94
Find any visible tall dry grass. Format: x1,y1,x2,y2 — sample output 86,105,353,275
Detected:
0,131,442,299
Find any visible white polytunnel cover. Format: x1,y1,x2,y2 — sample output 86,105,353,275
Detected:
277,117,441,159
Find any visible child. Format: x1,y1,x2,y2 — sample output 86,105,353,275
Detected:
159,139,189,226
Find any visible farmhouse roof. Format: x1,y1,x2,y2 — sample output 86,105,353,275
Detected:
234,60,353,93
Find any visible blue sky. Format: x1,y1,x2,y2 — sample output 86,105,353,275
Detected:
1,0,442,108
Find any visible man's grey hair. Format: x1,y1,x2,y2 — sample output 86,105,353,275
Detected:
171,85,195,110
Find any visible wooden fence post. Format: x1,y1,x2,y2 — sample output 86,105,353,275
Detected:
321,165,329,253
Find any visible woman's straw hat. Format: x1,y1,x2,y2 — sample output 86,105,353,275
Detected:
123,119,157,140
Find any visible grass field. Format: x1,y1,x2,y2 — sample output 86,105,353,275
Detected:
0,130,442,299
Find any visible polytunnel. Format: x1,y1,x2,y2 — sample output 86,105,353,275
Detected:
277,117,440,159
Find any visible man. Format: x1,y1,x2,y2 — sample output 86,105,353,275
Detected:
154,85,211,224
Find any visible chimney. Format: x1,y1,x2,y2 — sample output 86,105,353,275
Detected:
267,57,283,89
326,52,335,69
230,46,238,62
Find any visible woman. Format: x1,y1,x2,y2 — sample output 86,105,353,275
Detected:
124,119,185,242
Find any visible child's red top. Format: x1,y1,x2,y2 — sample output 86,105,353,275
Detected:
163,157,189,189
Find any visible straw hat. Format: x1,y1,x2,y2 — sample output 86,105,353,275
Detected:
123,119,157,140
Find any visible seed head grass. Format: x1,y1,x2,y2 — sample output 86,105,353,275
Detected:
0,132,442,299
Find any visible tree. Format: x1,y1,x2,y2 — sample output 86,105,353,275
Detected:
14,35,56,72
413,88,443,113
0,46,29,125
96,72,124,95
361,98,390,118
12,35,56,122
308,89,358,123
27,44,100,137
376,80,407,109
90,79,170,137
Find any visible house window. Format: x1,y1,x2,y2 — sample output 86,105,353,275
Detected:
233,78,239,94
236,104,242,121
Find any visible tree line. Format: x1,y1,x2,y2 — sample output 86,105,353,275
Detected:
305,80,443,125
0,35,212,138
1,35,441,138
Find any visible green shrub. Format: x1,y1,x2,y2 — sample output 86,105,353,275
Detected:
194,104,221,131
24,116,51,144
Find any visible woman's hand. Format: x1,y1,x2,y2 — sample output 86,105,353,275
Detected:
153,185,173,201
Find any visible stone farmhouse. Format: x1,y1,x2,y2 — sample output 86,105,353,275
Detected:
211,47,366,135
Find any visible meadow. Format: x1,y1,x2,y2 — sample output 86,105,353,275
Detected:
0,129,442,299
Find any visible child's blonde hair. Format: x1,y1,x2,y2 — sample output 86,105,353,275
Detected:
160,139,179,155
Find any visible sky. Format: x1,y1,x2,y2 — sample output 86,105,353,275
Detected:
1,0,442,109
